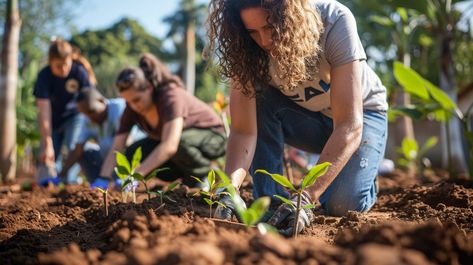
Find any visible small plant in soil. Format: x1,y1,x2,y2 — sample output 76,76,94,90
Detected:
192,170,228,218
216,170,276,234
95,187,109,217
114,147,142,203
256,162,331,237
148,180,180,205
133,168,170,200
397,136,438,176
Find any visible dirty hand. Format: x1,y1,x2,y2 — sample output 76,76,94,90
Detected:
213,190,247,221
267,191,315,236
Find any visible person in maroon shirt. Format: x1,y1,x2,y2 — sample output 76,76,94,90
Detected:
97,53,226,187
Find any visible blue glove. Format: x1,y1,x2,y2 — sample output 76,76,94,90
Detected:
90,177,110,190
39,176,62,187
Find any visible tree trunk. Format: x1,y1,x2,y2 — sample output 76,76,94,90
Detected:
184,22,196,95
0,0,21,183
439,26,468,175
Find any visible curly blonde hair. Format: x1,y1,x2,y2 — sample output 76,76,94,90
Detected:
205,0,324,96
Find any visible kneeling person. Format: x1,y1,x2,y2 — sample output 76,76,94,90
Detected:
59,88,127,188
99,53,226,187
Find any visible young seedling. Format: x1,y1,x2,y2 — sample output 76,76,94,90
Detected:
256,161,331,237
215,170,276,234
133,168,170,200
95,187,109,217
192,170,227,218
114,147,142,203
148,180,181,205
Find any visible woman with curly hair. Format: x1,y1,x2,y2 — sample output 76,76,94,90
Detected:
207,0,388,235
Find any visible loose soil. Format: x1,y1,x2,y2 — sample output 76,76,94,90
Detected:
0,169,472,265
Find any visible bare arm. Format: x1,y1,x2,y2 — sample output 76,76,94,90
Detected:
59,143,84,178
307,60,364,201
135,117,183,176
36,99,55,164
100,133,129,178
225,86,258,189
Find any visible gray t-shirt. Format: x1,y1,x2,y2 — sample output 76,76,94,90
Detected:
268,0,388,117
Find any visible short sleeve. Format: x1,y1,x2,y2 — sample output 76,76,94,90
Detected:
77,119,95,144
117,106,136,135
76,64,91,90
324,9,366,67
33,69,50,99
158,86,188,122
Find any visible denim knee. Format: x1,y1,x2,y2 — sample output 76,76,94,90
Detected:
323,192,376,217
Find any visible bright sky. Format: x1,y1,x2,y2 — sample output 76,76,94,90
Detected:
74,0,209,39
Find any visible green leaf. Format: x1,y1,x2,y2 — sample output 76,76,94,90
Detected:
420,136,438,155
115,151,130,173
145,167,170,181
203,198,214,206
396,7,408,23
114,165,129,180
402,138,418,160
215,169,236,197
200,191,211,197
274,195,296,210
393,61,430,100
257,223,278,235
231,193,247,214
239,211,252,226
369,15,394,27
255,169,296,191
191,176,204,184
122,178,132,190
166,181,180,192
215,201,227,208
425,80,457,111
246,197,270,225
302,162,331,190
131,147,142,172
390,106,425,120
207,170,216,190
132,173,144,181
303,204,315,209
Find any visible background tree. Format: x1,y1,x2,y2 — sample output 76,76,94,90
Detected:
163,0,206,95
69,18,167,97
0,0,21,182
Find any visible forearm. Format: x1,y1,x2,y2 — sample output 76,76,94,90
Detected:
136,143,176,176
225,131,256,189
60,145,84,177
37,102,53,147
100,134,128,178
307,123,362,201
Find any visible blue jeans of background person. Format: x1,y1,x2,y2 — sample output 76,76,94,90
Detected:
78,142,103,183
51,114,85,184
249,86,387,216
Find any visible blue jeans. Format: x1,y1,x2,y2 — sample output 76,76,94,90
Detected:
78,142,104,183
249,87,387,216
52,114,85,183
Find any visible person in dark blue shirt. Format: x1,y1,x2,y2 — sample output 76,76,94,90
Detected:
34,39,96,184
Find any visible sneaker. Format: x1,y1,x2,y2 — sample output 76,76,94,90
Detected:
90,177,110,190
39,176,62,187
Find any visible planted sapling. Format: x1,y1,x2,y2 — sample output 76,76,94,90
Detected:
148,180,180,205
256,162,331,237
114,147,142,203
192,170,227,218
133,167,170,200
96,187,109,217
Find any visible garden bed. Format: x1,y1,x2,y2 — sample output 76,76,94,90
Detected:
0,169,472,265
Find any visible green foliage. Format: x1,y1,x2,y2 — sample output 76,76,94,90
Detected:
391,61,457,122
397,137,438,169
114,147,142,202
256,162,330,237
148,180,180,205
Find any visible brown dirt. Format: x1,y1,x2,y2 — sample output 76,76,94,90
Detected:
0,170,472,265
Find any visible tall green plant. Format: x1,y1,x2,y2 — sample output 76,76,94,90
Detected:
397,136,438,175
256,162,331,237
391,61,472,177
